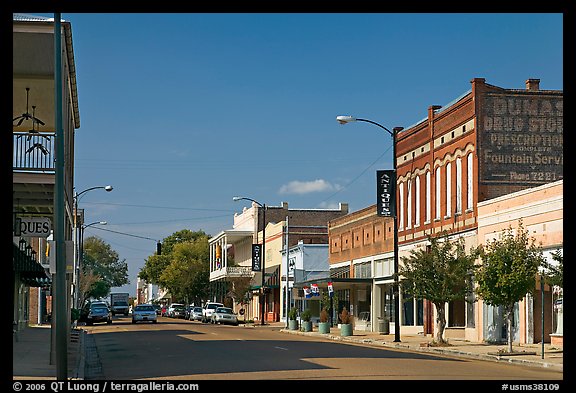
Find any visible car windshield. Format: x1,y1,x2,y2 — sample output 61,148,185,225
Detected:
173,305,185,310
216,307,234,314
91,307,108,312
194,307,202,312
135,305,155,312
207,304,221,310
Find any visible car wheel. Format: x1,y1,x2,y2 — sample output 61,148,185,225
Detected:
132,320,136,324
153,320,157,323
107,319,112,324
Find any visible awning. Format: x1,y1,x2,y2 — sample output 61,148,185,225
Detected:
293,277,372,289
13,241,51,287
250,265,280,289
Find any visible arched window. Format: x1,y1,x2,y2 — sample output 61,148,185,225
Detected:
446,162,452,218
456,157,462,214
407,178,412,229
399,182,405,230
415,175,421,226
467,153,473,210
435,167,441,220
425,170,431,223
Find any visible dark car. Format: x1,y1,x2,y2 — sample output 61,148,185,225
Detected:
184,305,195,320
153,304,162,315
86,304,112,325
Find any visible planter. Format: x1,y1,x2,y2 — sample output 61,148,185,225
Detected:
288,319,299,330
301,320,312,332
340,323,353,337
318,321,331,334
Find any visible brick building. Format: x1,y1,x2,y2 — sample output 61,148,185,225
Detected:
209,201,349,323
326,78,562,342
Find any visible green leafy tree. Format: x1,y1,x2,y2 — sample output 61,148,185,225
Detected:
80,236,129,304
475,220,545,353
398,232,479,344
139,230,210,304
542,250,563,289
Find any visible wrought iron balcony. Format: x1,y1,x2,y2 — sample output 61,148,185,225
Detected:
13,132,55,172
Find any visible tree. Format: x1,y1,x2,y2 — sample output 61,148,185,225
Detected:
474,220,545,353
139,230,211,304
398,231,479,344
542,249,563,289
80,236,129,304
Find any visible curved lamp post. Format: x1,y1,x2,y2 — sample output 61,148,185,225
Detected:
233,196,267,325
336,115,403,342
73,185,113,308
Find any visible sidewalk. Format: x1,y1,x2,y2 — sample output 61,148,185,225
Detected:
12,324,85,380
267,322,563,372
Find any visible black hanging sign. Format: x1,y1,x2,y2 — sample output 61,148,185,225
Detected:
376,170,395,217
252,244,262,271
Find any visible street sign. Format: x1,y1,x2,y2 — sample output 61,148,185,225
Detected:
376,170,396,217
252,243,262,271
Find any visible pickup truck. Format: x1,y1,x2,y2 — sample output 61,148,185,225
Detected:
110,293,130,316
202,302,223,323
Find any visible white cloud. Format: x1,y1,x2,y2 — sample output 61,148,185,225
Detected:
278,179,341,195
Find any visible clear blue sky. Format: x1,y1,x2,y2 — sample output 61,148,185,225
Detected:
34,13,564,296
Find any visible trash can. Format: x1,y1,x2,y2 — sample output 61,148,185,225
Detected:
377,316,389,334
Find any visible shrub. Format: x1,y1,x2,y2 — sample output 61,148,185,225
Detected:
320,308,329,323
288,307,298,320
301,309,312,322
339,307,351,324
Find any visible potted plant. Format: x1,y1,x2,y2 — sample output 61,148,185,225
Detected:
288,307,299,330
318,307,330,334
300,309,312,332
339,307,353,337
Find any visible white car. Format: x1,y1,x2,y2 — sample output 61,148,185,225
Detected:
210,307,239,326
202,302,224,323
132,304,158,324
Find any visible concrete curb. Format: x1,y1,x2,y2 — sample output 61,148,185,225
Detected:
279,328,563,372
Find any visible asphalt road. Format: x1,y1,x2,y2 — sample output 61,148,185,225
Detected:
83,315,563,381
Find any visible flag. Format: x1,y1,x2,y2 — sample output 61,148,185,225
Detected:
304,287,312,299
311,283,320,296
328,282,334,298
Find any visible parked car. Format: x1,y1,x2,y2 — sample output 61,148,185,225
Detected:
202,302,224,323
153,304,162,315
184,305,195,320
86,303,112,326
189,306,203,321
132,304,158,324
167,303,186,318
210,307,239,326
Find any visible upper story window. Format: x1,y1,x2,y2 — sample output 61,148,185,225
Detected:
467,152,474,210
425,170,431,223
435,167,441,220
415,175,421,227
399,182,405,230
445,162,452,218
456,157,462,214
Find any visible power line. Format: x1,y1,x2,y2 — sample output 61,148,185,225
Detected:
90,226,158,242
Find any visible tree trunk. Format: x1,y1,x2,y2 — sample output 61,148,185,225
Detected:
435,303,447,343
506,305,514,353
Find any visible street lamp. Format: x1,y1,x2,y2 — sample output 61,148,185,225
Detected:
73,185,113,308
336,115,403,343
76,221,107,309
233,196,267,326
